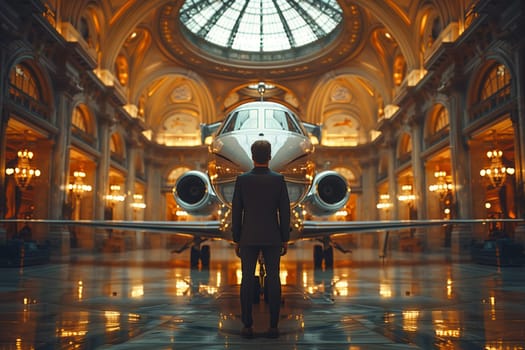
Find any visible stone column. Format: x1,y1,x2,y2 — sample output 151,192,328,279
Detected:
47,78,79,257
145,158,163,221
124,139,137,221
0,111,7,243
0,41,9,242
94,111,114,249
408,111,427,249
143,157,164,249
382,130,399,220
359,153,378,221
447,81,473,254
511,42,525,244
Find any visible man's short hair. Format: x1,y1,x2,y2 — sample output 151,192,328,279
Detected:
251,140,271,163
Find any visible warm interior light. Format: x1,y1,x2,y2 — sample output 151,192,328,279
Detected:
5,146,41,190
480,146,515,187
429,170,453,197
68,169,92,198
106,184,125,202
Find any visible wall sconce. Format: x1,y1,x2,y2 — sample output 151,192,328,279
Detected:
5,148,41,190
479,131,515,188
428,170,453,198
68,170,92,199
106,184,125,204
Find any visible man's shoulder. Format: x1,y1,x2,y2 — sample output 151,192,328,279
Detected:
268,170,284,179
237,171,252,178
238,168,284,179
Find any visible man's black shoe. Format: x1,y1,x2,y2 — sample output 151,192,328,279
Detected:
241,327,254,338
266,327,279,338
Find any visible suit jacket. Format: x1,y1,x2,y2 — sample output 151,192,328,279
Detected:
232,166,291,246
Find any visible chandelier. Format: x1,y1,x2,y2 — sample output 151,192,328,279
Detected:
5,148,41,190
398,184,415,203
130,194,146,209
106,184,125,204
68,170,92,199
428,171,453,198
376,194,393,210
479,132,515,188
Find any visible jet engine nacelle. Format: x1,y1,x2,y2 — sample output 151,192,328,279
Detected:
173,170,219,216
304,170,349,216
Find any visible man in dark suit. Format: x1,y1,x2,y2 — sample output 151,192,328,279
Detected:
232,140,291,339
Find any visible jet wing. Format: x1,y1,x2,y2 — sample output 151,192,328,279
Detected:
0,219,224,239
300,218,524,239
3,218,523,241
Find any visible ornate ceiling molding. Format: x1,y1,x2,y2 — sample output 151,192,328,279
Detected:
158,2,366,80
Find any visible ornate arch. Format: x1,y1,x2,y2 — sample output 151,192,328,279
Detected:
424,103,450,147
109,132,126,164
7,59,54,121
468,60,513,122
131,66,215,126
397,132,412,164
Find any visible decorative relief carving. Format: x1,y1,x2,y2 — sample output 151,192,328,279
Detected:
331,85,352,102
170,84,192,102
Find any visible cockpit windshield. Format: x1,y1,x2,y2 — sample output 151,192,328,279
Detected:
264,109,302,133
221,109,258,133
220,107,303,135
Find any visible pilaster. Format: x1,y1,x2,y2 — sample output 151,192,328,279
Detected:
408,107,427,249
47,73,84,256
512,41,525,242
94,112,115,250
359,153,378,221
124,139,137,221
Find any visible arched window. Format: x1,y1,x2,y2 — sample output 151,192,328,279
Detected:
480,64,510,100
10,64,41,100
425,104,449,147
471,63,512,119
397,133,412,164
72,106,89,132
110,133,126,164
8,63,49,119
432,105,449,132
378,154,388,180
71,104,96,145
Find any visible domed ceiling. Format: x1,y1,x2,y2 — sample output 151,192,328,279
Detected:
180,0,342,53
159,0,365,77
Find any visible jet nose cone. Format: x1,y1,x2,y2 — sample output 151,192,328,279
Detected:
211,135,253,171
212,132,313,172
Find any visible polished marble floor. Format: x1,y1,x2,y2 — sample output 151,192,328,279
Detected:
1,239,525,349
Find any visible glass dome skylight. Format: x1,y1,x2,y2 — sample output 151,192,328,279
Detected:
179,0,343,53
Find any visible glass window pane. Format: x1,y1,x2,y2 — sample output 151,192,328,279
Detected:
180,0,342,53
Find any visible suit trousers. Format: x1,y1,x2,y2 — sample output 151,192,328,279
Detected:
239,245,282,328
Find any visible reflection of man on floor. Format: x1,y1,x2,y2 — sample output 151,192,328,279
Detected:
232,140,290,339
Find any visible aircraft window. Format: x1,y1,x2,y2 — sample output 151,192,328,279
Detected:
222,110,259,133
264,110,301,133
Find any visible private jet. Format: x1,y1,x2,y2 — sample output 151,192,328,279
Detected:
173,100,349,267
1,101,522,268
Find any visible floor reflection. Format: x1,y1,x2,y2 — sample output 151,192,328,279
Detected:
0,240,524,349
